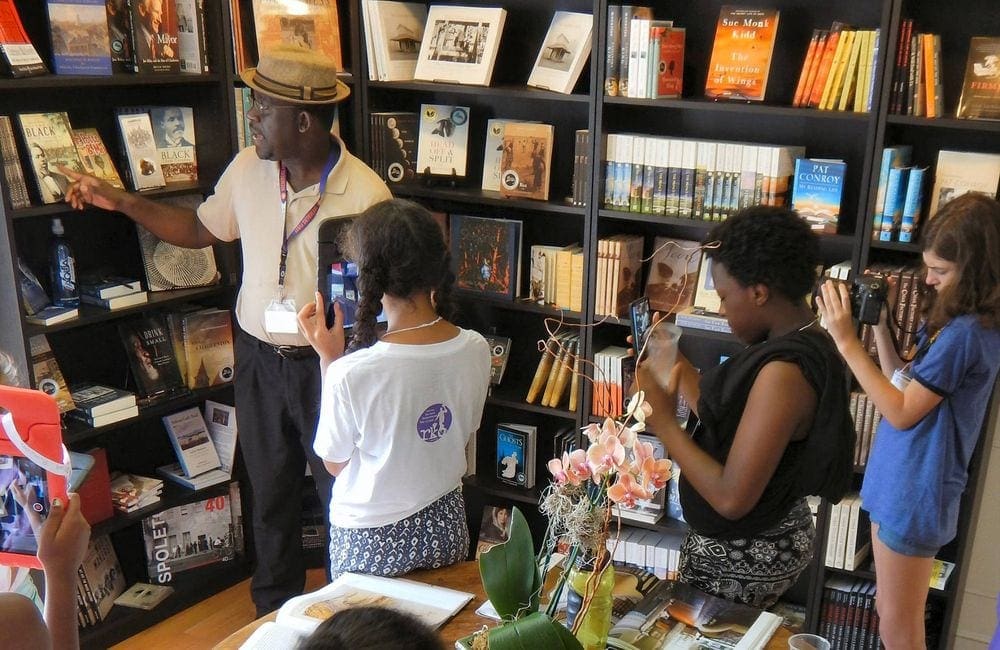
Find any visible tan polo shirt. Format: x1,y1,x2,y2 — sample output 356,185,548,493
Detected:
197,136,392,346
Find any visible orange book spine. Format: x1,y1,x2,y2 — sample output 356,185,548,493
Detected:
793,30,824,107
808,30,841,107
922,33,936,117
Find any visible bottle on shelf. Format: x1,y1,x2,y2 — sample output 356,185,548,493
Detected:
49,217,79,307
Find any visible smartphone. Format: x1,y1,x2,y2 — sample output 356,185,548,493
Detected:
629,296,653,358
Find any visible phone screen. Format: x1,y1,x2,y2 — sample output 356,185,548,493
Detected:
630,297,652,358
0,455,50,556
326,261,387,329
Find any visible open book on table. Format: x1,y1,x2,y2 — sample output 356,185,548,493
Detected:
240,572,474,649
607,579,782,650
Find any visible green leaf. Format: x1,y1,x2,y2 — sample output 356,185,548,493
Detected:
478,507,541,619
486,612,583,650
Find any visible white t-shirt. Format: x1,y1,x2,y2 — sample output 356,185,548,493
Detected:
314,328,490,528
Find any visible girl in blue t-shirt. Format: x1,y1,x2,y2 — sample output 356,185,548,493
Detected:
817,193,1000,649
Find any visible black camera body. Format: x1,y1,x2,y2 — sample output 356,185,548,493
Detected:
851,275,889,325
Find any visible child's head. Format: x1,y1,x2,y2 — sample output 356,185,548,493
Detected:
297,606,444,650
342,199,454,349
704,205,820,303
920,193,1000,330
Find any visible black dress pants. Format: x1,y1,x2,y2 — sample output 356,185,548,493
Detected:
234,328,333,615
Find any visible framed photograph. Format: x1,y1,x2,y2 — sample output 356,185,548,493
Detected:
526,11,593,94
413,6,507,86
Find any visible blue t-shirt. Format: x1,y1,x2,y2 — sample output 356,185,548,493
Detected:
861,315,1000,549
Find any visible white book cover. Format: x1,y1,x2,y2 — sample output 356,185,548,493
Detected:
116,112,166,190
692,252,721,314
527,11,593,94
416,104,470,177
929,150,1000,215
203,400,238,475
369,1,427,81
414,5,506,86
161,406,221,477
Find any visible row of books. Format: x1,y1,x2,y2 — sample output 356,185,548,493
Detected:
592,345,632,419
888,21,944,118
819,578,882,650
229,0,343,75
605,8,684,100
595,234,644,318
0,0,209,78
603,134,805,220
792,24,882,113
76,534,172,628
20,270,144,326
823,492,870,571
524,334,580,411
526,243,584,312
849,391,884,470
606,525,684,581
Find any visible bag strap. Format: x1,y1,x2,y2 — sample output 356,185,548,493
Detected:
0,407,71,478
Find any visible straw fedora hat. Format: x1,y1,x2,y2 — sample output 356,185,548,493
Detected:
240,45,350,105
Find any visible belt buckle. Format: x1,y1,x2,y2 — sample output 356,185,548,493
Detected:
274,345,298,358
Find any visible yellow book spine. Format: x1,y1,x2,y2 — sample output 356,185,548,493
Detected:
821,30,854,110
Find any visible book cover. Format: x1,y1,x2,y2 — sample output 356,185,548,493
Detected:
610,234,644,317
499,122,554,201
693,252,722,314
654,26,685,99
368,0,426,82
483,334,511,386
136,222,219,291
77,534,126,624
252,0,342,71
0,115,30,208
644,237,701,314
928,150,1000,215
105,0,133,72
174,0,208,73
0,0,47,77
203,400,237,475
526,11,593,95
899,166,926,243
78,271,141,298
80,290,148,310
149,106,198,183
791,158,846,234
142,492,239,583
28,334,75,413
109,472,162,512
496,424,528,487
475,505,511,558
113,582,174,610
603,4,620,96
118,314,187,403
481,118,525,192
957,37,1000,121
449,214,522,300
704,6,780,102
415,104,470,177
71,128,125,189
129,0,180,73
413,5,506,86
46,0,112,75
373,111,417,183
116,111,166,190
25,304,78,325
162,406,222,477
16,111,85,204
179,308,233,389
156,462,230,489
69,382,136,416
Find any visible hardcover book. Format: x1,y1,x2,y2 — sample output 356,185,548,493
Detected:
71,128,125,189
475,505,511,558
174,0,208,73
526,11,593,95
118,314,188,404
704,6,780,102
956,37,1000,121
46,0,112,75
643,237,701,314
149,106,198,183
415,104,470,177
178,308,234,389
449,214,522,300
252,0,342,71
78,272,142,298
928,150,1000,215
654,26,685,99
366,0,426,82
791,158,846,234
203,400,237,475
28,334,75,413
495,423,535,488
129,0,180,73
105,0,133,73
481,118,525,192
0,0,47,77
499,122,554,201
69,383,136,417
156,462,230,489
413,5,506,86
371,111,417,183
136,221,219,291
76,534,126,627
0,115,30,209
162,406,222,477
16,111,85,204
142,492,239,583
116,111,166,190
25,304,78,326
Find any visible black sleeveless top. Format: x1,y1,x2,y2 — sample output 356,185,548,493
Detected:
679,326,855,538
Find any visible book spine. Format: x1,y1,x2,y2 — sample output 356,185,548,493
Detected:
526,336,559,404
629,136,645,212
809,29,842,108
922,34,935,117
605,5,621,96
793,29,823,107
604,134,617,208
891,19,912,115
932,34,944,118
618,7,636,98
865,29,881,112
879,167,908,241
898,167,925,243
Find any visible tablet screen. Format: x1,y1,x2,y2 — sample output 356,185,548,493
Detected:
0,455,50,556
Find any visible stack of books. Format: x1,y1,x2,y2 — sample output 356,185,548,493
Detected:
79,275,147,310
109,473,163,513
68,383,138,427
155,406,234,490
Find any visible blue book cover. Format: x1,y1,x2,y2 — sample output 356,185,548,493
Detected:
791,158,847,234
899,167,926,243
495,425,527,488
872,146,912,239
879,167,910,241
47,0,113,75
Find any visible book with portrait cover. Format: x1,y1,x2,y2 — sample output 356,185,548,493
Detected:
142,491,239,583
956,37,1000,121
495,423,535,488
136,221,219,291
449,214,522,301
499,122,554,201
0,0,47,77
128,0,180,73
475,505,511,558
704,6,780,102
252,0,342,71
46,0,112,75
149,106,197,183
118,314,188,404
526,11,593,95
104,0,132,72
116,111,166,190
71,128,125,189
76,534,126,627
415,104,470,177
643,237,701,314
28,334,76,413
16,111,85,204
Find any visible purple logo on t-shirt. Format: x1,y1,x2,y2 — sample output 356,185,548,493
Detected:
417,404,452,442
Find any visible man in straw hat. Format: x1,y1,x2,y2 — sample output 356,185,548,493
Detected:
63,46,391,615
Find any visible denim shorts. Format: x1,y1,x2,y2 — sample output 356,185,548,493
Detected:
872,519,939,558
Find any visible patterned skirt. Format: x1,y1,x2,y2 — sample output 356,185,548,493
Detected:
328,487,469,580
678,498,816,609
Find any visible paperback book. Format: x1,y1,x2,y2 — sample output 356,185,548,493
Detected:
76,534,126,627
482,118,526,192
482,334,511,386
0,0,47,77
177,308,234,389
174,0,208,73
105,0,133,72
956,37,1000,121
449,214,522,300
161,406,222,478
364,0,426,82
141,491,240,582
116,111,166,190
643,237,701,314
415,104,470,177
0,115,31,208
129,0,180,73
791,158,846,234
370,111,418,183
204,400,237,475
69,383,136,417
475,505,511,558
252,0,342,71
78,273,142,299
16,111,85,204
118,314,188,404
71,128,125,189
113,582,174,610
28,334,75,413
46,0,112,75
928,150,1000,215
526,11,593,94
499,122,554,201
149,106,198,183
704,6,780,102
496,422,536,489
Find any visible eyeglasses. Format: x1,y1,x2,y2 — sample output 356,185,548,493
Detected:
250,92,300,115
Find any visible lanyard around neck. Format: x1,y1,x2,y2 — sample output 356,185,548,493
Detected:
277,150,338,292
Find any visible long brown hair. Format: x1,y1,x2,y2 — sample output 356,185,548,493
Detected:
920,193,1000,331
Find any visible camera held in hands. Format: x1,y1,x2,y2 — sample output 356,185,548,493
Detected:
850,274,889,325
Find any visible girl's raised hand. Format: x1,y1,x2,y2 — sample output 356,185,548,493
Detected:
297,291,345,367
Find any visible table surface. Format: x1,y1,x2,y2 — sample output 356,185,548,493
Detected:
214,561,793,649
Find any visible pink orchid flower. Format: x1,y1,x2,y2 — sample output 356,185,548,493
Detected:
587,433,626,477
565,448,591,484
547,455,570,484
615,422,638,448
633,440,655,465
641,457,673,491
607,472,652,508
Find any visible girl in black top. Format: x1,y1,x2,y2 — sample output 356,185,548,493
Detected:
638,206,854,608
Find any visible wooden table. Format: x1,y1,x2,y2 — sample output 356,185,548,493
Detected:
215,561,792,649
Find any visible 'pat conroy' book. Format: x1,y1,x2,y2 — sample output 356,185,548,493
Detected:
149,106,198,183
16,111,85,204
128,0,180,73
252,0,343,71
957,37,1000,121
71,128,125,189
499,122,554,201
46,0,112,75
0,0,47,77
142,492,239,583
116,111,166,190
449,214,522,301
791,158,846,234
241,573,474,649
413,5,507,86
416,104,470,177
704,6,780,102
526,11,593,95
118,314,188,404
161,406,222,478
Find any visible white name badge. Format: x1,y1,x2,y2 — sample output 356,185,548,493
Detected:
891,367,913,391
264,298,299,334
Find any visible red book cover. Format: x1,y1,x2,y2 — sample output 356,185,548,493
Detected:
808,28,842,107
77,448,114,525
655,27,685,98
793,29,825,107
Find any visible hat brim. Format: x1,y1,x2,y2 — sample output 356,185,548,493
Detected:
240,67,351,105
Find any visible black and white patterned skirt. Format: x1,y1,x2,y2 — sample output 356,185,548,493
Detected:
328,487,469,579
678,498,816,609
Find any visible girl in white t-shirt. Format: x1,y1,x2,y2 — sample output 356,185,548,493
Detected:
297,199,490,579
